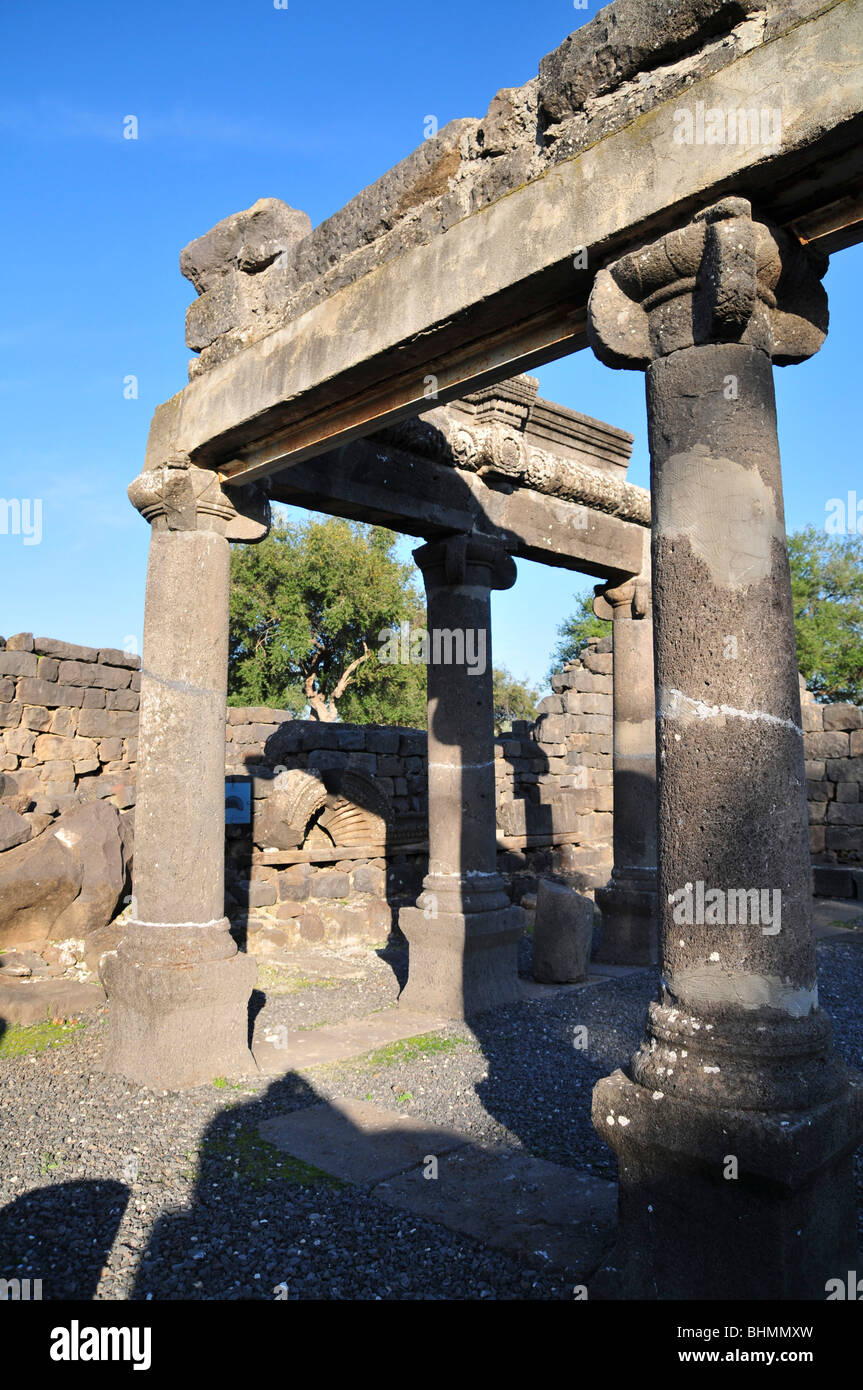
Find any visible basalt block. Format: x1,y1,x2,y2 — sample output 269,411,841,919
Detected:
532,879,593,983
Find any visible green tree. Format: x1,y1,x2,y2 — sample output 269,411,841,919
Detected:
492,667,541,734
789,526,863,703
547,587,611,679
228,516,427,724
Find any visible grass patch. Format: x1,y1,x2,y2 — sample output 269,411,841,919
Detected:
202,1125,342,1190
0,1018,85,1060
256,963,342,996
361,1032,467,1068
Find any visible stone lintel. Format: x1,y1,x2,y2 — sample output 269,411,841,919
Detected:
268,435,647,578
145,1,862,476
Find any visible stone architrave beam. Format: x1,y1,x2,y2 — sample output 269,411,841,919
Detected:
143,1,862,478
268,377,649,579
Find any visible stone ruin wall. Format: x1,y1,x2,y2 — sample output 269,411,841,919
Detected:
0,634,139,847
2,628,861,953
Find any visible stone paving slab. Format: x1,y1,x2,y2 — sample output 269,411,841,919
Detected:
258,1096,616,1276
0,978,105,1026
814,898,863,940
519,965,647,1001
259,1097,469,1182
252,1007,451,1074
374,1144,616,1276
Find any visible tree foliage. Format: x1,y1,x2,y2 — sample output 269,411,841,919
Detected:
492,667,541,734
547,588,611,680
228,516,427,724
788,526,863,703
548,530,863,706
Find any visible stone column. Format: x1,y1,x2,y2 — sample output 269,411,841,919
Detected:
399,534,525,1017
594,528,657,965
102,454,270,1090
586,197,863,1299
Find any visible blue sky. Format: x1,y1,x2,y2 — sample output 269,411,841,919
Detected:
1,0,859,692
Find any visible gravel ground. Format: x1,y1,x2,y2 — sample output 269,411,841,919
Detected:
0,937,861,1301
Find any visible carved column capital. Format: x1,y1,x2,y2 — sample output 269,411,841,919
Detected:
593,574,650,621
128,452,271,542
413,533,517,592
588,197,828,370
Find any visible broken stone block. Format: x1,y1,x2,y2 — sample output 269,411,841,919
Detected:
0,650,37,678
0,804,31,852
0,702,22,728
806,731,851,759
532,879,593,983
0,799,127,948
16,678,83,709
313,871,351,900
822,705,863,732
4,728,35,757
0,977,105,1024
76,708,137,738
97,648,140,669
21,705,51,732
34,638,98,662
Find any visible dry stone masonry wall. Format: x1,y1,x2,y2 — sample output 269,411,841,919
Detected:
0,632,139,845
2,630,860,953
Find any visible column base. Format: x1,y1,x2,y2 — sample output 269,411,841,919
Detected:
102,946,258,1090
592,1067,863,1300
595,870,657,966
398,904,524,1018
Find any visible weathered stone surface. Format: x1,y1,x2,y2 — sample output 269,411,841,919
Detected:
0,805,31,852
6,633,34,652
33,734,97,763
376,1143,616,1276
76,708,138,738
352,864,386,896
806,731,850,759
102,949,256,1089
823,704,863,731
0,703,22,730
0,978,105,1025
0,650,37,678
34,638,98,662
532,879,594,983
313,871,350,900
98,648,140,669
16,679,83,709
538,0,765,124
0,800,126,948
57,660,131,691
0,823,83,948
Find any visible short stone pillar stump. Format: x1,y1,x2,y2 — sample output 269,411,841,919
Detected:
532,879,593,984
